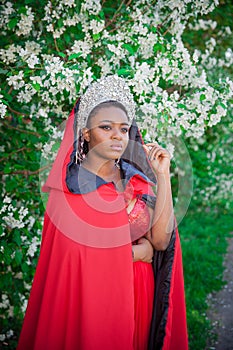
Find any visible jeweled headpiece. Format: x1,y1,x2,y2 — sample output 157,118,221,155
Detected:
77,75,135,128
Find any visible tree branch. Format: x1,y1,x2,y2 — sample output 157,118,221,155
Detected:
2,122,41,137
0,147,33,162
7,105,30,117
0,164,52,177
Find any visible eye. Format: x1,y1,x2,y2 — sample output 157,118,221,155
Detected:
99,125,111,130
121,127,129,133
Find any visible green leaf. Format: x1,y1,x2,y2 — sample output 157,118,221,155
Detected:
13,231,22,246
3,165,12,174
15,250,23,265
122,43,136,55
117,68,134,78
219,102,227,109
153,43,166,53
70,64,80,70
93,33,100,41
32,83,41,91
0,68,9,75
8,18,18,30
177,103,187,109
68,53,82,60
18,7,27,15
57,18,64,28
151,25,157,33
200,94,206,101
21,262,29,273
58,52,66,58
64,32,71,44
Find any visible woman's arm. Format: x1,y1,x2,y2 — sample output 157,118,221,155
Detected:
143,143,174,251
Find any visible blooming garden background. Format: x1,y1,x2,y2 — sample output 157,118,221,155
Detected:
0,0,232,348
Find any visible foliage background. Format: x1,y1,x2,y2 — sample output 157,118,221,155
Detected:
0,0,232,349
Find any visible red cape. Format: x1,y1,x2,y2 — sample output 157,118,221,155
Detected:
17,106,188,349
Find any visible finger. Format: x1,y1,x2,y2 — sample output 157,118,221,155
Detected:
142,145,150,155
145,142,159,147
149,147,170,160
148,147,163,160
137,237,146,244
144,142,159,152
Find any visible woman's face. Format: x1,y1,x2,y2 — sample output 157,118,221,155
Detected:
83,106,130,161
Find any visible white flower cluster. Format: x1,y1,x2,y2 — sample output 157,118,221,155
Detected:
0,1,15,29
41,124,65,161
27,236,40,258
156,0,219,29
0,196,36,231
19,41,41,67
0,93,7,118
192,125,233,209
0,293,13,321
189,18,233,72
89,19,105,34
1,0,232,140
0,329,14,342
198,172,233,209
0,43,19,64
81,0,101,15
188,19,217,31
68,33,93,59
16,6,34,36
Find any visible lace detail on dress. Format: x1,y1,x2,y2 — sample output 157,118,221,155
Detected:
127,197,151,241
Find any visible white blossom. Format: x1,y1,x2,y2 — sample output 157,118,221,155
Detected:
7,71,25,89
6,330,14,339
17,84,37,103
16,6,34,36
0,294,10,309
3,196,11,204
79,67,93,92
0,334,6,342
26,54,40,68
0,44,18,64
41,140,55,160
97,57,112,76
0,102,7,118
61,0,75,7
68,36,92,58
189,19,217,31
81,0,101,15
0,1,15,29
27,236,40,258
193,50,200,63
89,19,105,34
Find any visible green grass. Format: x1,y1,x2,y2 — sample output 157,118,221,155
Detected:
179,206,232,350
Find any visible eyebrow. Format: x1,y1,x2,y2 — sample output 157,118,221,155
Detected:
99,119,130,125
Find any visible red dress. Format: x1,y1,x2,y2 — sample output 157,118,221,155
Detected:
128,197,155,350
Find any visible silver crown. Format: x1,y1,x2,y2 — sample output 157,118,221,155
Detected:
77,75,135,128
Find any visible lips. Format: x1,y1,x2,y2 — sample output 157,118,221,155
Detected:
110,144,123,151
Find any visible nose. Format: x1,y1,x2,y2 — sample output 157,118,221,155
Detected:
112,127,122,140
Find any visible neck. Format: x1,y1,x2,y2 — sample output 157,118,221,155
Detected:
82,156,118,179
82,155,124,191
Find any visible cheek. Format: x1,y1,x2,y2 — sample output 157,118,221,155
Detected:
89,132,108,149
123,135,129,149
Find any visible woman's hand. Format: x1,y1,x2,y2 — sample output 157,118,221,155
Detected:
143,142,171,175
132,238,154,263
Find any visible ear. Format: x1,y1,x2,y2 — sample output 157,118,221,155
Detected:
82,127,90,142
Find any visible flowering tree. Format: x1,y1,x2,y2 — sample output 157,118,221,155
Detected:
0,0,232,347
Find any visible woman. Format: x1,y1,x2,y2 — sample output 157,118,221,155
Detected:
17,76,188,350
